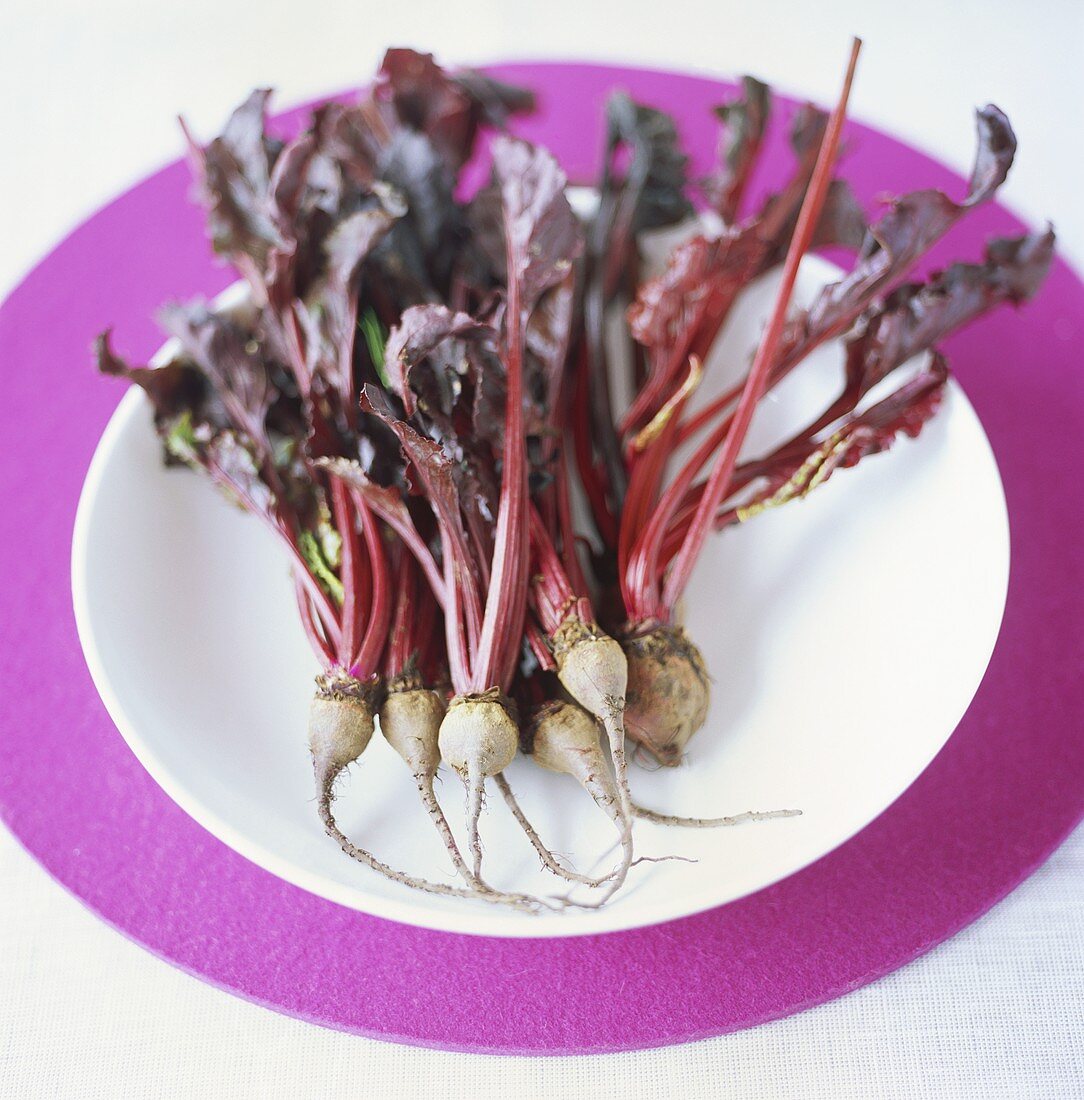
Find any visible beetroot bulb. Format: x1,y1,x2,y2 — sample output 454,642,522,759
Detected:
376,542,550,907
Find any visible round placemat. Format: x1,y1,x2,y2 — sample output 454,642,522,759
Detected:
0,63,1081,1055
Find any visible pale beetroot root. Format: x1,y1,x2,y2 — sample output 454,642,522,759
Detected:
621,624,710,766
632,805,800,827
529,700,621,827
311,674,538,909
493,773,610,888
379,676,463,868
550,620,636,892
309,672,381,815
552,620,628,752
519,699,638,904
437,689,519,880
495,698,619,888
381,676,551,909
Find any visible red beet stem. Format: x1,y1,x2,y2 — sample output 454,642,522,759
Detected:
294,575,335,665
552,441,590,597
345,483,446,608
284,532,343,651
618,359,701,620
526,617,558,672
384,547,417,680
662,38,862,611
473,226,530,693
570,347,619,549
330,477,362,668
351,498,393,676
528,505,593,635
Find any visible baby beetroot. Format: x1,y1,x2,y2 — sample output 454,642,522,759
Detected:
621,624,710,766
529,700,621,823
309,673,379,814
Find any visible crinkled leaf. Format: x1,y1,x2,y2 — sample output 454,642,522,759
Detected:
599,93,692,240
285,185,407,446
526,273,576,416
360,384,469,540
810,179,868,251
628,230,762,350
789,106,1018,357
582,94,690,489
752,103,826,241
157,302,276,454
491,136,584,314
383,304,492,414
463,180,506,283
627,235,712,349
203,431,277,519
324,184,406,286
380,49,535,172
95,329,214,429
376,309,504,548
717,228,1053,526
714,230,1054,526
267,129,322,236
838,355,950,460
221,89,277,191
376,130,462,289
191,89,285,268
968,105,1017,203
705,75,771,223
322,101,382,190
453,69,535,130
378,130,455,253
842,228,1054,400
626,175,862,368
731,355,950,523
379,48,474,162
98,323,324,529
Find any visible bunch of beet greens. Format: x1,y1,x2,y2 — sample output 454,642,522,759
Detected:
98,43,1053,911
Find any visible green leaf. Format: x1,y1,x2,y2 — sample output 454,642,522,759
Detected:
359,307,391,387
317,512,343,570
164,410,199,463
298,529,344,605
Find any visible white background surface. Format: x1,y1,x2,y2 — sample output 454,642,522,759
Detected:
2,1,1082,1096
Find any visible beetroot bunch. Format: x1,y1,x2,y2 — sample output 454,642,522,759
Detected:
99,45,1053,910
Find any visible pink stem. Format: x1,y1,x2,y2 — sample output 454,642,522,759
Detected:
346,486,446,607
331,478,362,668
351,500,393,676
385,548,417,680
474,238,530,693
294,575,335,666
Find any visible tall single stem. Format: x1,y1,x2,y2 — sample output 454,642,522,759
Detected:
663,38,862,611
475,237,530,692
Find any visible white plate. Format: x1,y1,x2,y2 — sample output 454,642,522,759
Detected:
72,253,1010,937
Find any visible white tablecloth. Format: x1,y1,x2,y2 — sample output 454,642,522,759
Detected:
2,1,1081,1096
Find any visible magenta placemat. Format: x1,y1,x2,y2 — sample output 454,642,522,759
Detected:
0,63,1081,1056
